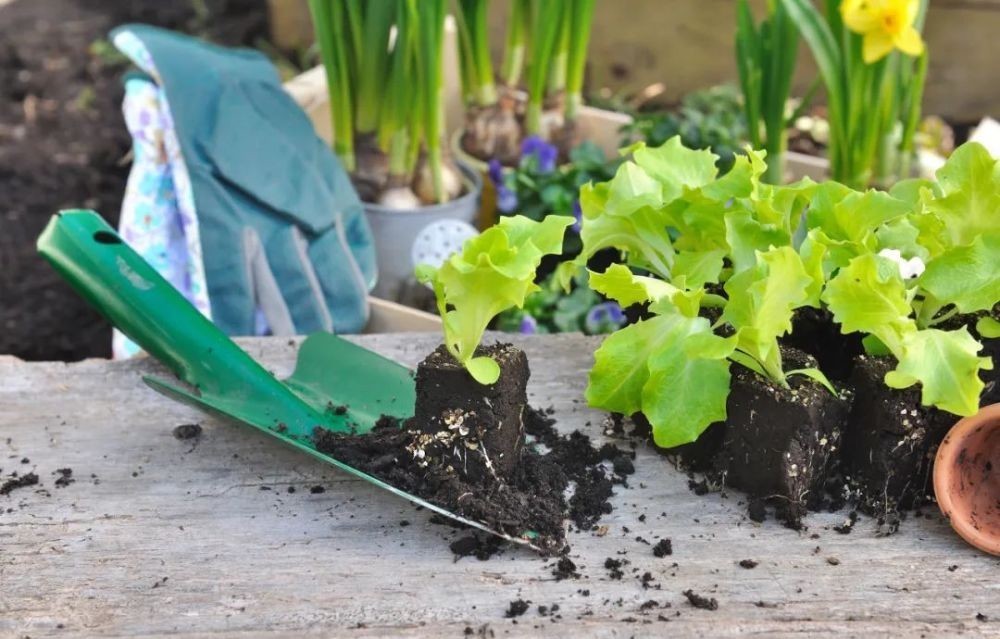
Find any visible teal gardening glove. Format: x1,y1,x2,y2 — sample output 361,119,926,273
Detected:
111,24,376,347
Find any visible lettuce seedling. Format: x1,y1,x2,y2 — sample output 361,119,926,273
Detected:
575,137,833,447
810,142,999,416
416,215,574,385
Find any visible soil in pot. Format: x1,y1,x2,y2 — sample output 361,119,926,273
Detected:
841,354,953,517
713,347,852,526
312,343,633,554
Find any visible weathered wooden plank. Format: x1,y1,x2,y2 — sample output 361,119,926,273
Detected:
1,333,998,638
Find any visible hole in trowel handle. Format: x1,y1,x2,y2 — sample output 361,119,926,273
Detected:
93,230,123,244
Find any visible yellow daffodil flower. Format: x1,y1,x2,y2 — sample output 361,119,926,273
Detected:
841,0,925,63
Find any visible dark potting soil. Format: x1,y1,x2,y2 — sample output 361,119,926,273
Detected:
172,424,202,440
715,348,852,526
786,306,864,382
0,0,267,362
313,344,633,555
0,471,39,496
682,589,718,611
651,538,672,557
841,355,953,516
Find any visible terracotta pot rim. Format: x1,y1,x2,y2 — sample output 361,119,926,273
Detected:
933,402,1000,557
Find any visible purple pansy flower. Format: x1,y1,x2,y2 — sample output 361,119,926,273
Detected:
571,200,583,234
520,135,558,173
518,314,538,334
584,302,626,335
497,184,518,213
487,159,504,187
488,158,518,213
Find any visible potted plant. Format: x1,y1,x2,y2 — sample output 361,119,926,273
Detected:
567,137,851,524
781,0,930,189
453,0,596,165
308,0,483,302
802,141,999,515
312,214,622,553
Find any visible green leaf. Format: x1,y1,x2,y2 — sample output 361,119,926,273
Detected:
724,209,791,275
721,246,812,377
822,253,916,353
862,334,892,356
977,316,1000,339
885,328,989,416
466,356,501,385
672,249,726,288
588,264,678,307
918,234,1000,315
605,161,665,217
875,217,930,262
786,367,837,395
701,147,767,201
631,137,719,203
807,187,910,246
427,215,573,382
889,177,937,206
642,355,731,448
926,142,1000,248
578,181,675,279
586,316,675,416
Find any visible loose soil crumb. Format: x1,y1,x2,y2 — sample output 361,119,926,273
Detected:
552,556,579,580
682,590,718,611
313,348,631,555
833,511,858,534
652,538,672,557
172,424,202,440
1,472,39,496
449,534,504,561
53,468,74,488
505,600,529,618
604,557,626,580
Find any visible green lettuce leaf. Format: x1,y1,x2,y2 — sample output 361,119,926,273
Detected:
721,246,812,379
822,253,916,353
918,233,1000,315
977,316,1000,339
586,315,676,416
631,137,719,203
925,141,1000,248
419,215,573,384
587,305,734,448
577,181,675,279
885,328,990,416
588,263,679,307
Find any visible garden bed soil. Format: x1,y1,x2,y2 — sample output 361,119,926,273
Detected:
0,0,267,362
313,343,634,555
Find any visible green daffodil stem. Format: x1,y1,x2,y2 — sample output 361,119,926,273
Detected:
564,0,596,123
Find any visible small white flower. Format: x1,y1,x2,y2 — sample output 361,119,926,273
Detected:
878,248,925,279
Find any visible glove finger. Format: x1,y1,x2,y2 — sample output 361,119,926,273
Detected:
264,226,335,334
243,228,295,336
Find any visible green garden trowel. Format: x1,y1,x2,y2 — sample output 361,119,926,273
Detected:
37,209,539,550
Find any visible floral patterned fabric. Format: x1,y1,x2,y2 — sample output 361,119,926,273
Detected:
111,30,211,359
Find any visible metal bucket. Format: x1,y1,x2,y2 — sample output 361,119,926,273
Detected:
363,162,482,302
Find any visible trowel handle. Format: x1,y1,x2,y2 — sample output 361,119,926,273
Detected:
36,210,262,392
